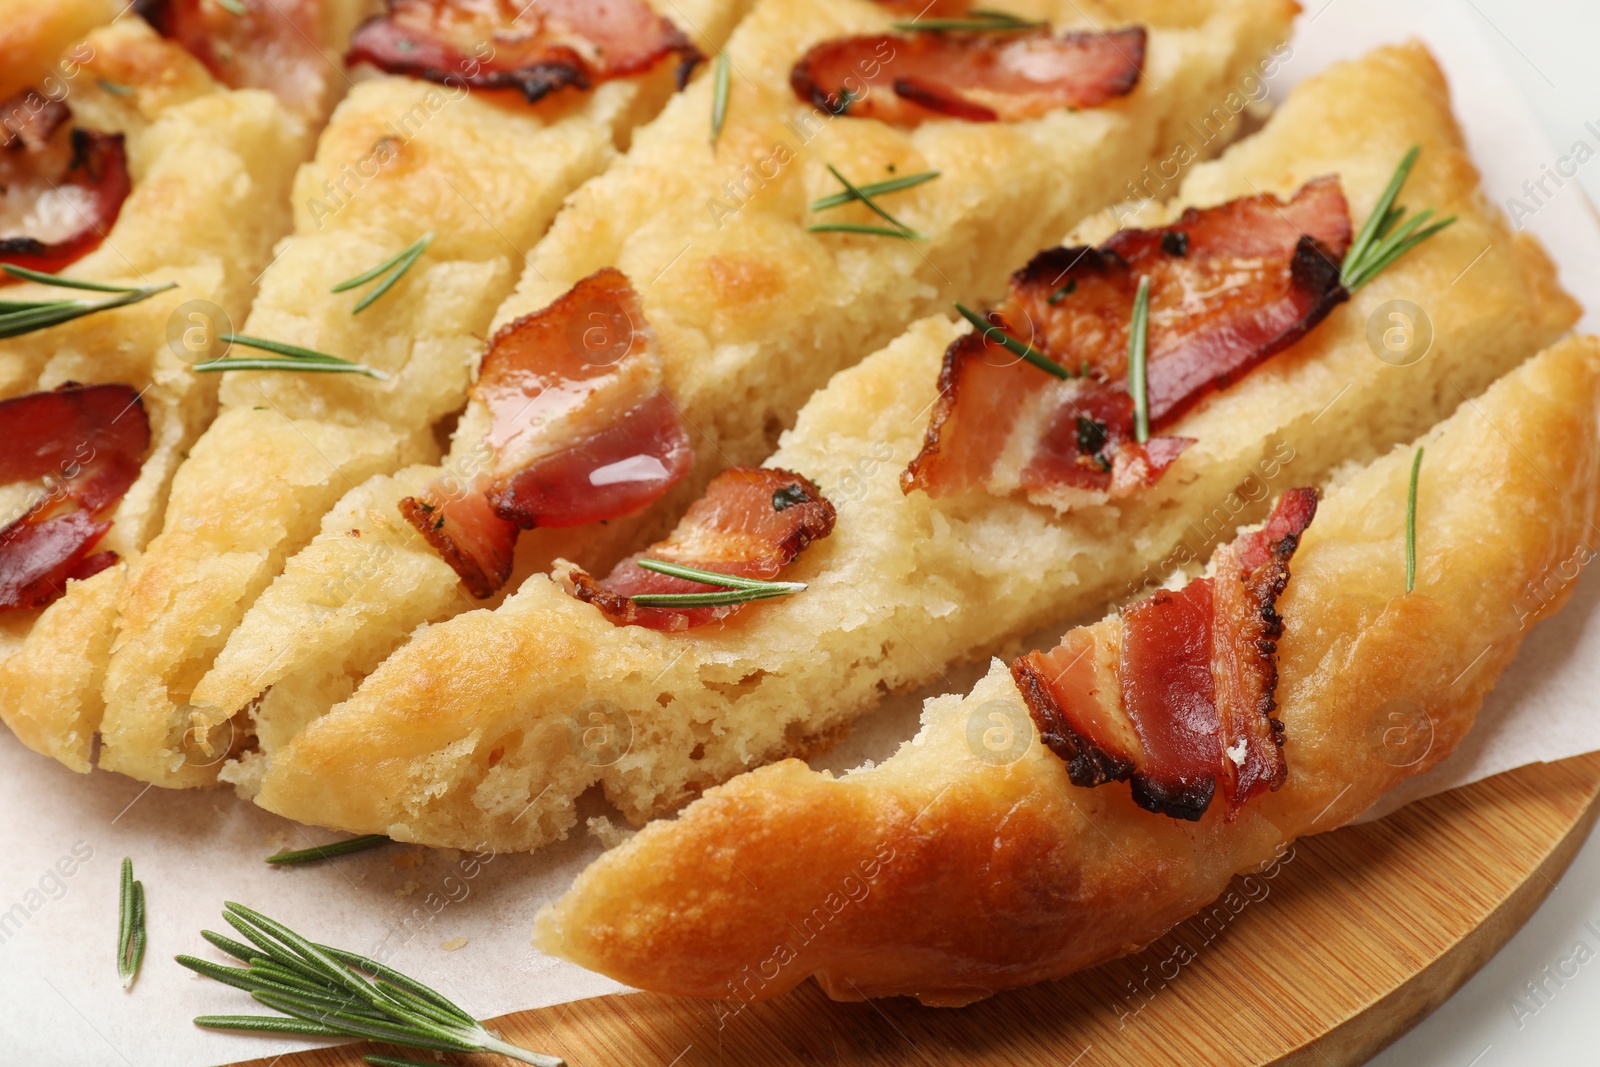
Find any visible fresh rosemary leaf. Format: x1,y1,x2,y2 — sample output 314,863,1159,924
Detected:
187,903,566,1066
1128,275,1152,444
891,9,1043,31
367,1056,453,1067
1406,446,1423,593
805,223,920,239
332,233,434,315
216,0,248,14
953,301,1073,381
1339,146,1456,290
630,558,805,609
809,170,940,211
710,52,731,143
821,163,923,238
0,299,63,313
196,334,390,379
0,277,178,340
2,265,155,292
1047,279,1077,306
118,858,146,991
266,834,389,865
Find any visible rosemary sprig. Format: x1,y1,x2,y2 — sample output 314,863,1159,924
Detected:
118,858,146,991
1128,275,1151,443
216,0,249,14
184,902,565,1066
0,266,178,340
807,164,924,240
809,170,940,211
1406,446,1423,593
332,232,434,314
194,333,390,379
1340,146,1457,291
954,301,1075,381
630,559,805,608
710,52,731,143
891,8,1043,31
267,834,389,865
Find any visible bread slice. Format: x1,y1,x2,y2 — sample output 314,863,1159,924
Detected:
534,334,1600,1004
246,44,1579,850
0,19,313,771
199,0,1300,796
92,0,757,787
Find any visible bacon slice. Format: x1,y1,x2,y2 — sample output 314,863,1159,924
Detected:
904,177,1352,508
1012,488,1318,820
562,467,836,632
0,383,151,613
0,91,131,276
402,268,693,599
134,0,331,115
791,26,1144,125
347,0,702,105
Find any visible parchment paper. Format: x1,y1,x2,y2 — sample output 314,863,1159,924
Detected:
5,1,1600,1063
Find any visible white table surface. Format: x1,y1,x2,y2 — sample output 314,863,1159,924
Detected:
1369,3,1600,1063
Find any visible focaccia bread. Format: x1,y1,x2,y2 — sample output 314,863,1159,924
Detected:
246,43,1576,852
201,0,1299,805
0,18,313,771
534,334,1600,1004
94,0,756,789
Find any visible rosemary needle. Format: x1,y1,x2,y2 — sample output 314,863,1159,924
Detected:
1340,146,1456,291
891,9,1043,31
710,52,731,143
185,902,566,1066
1406,446,1423,593
1127,275,1152,444
630,559,805,608
266,834,389,865
118,858,146,991
332,232,434,314
805,223,918,238
953,301,1073,381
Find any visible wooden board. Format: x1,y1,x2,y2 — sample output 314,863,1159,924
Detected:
234,752,1600,1067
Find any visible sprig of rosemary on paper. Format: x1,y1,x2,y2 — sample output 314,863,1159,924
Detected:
182,902,565,1065
1406,446,1423,593
266,835,389,865
891,8,1044,32
332,232,434,315
629,559,806,608
118,858,146,991
0,266,177,340
1340,146,1456,291
193,333,390,379
1127,275,1152,444
807,164,926,240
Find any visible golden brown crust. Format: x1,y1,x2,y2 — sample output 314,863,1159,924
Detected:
535,336,1600,1003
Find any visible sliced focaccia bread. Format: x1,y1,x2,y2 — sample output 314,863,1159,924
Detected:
199,0,1298,798
535,334,1600,1004
94,0,755,788
0,19,314,771
247,43,1577,851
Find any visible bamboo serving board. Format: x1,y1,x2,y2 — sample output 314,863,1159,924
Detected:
234,752,1600,1067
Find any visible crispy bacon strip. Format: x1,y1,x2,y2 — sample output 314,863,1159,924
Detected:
0,91,131,276
791,26,1144,125
402,268,693,599
562,467,836,632
348,0,702,105
1012,488,1318,820
904,177,1352,508
0,384,151,613
134,0,330,115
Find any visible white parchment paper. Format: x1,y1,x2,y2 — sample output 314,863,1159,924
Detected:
4,2,1599,1064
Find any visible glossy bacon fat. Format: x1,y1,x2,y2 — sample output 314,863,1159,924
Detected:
0,91,131,276
791,25,1144,125
348,0,702,105
1012,488,1318,820
562,467,836,632
135,0,332,115
0,384,151,612
401,268,692,599
903,176,1352,509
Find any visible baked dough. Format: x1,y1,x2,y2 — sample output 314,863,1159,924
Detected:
203,0,1299,804
248,44,1577,851
92,0,756,787
534,334,1600,1004
0,19,310,771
